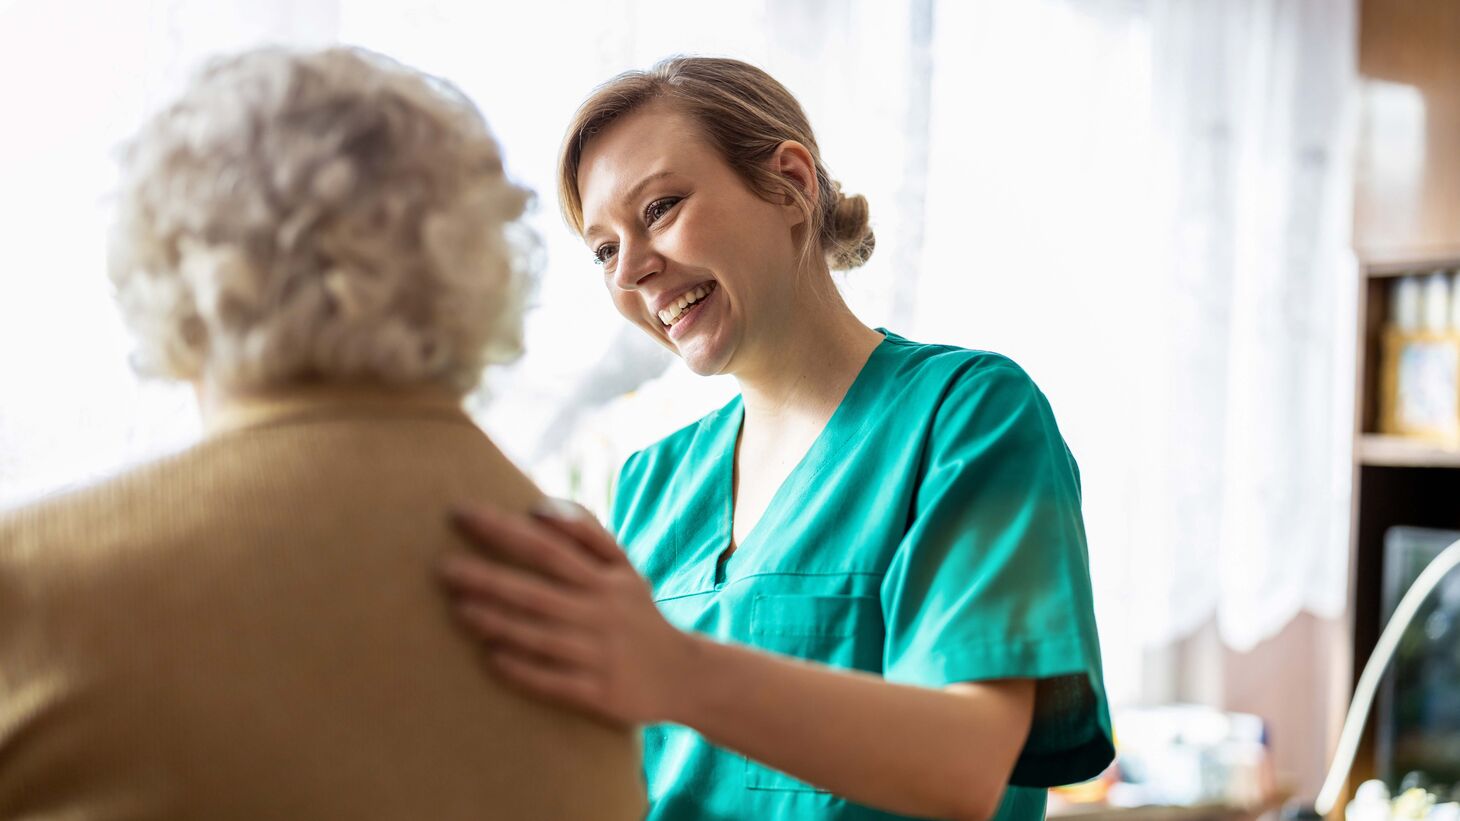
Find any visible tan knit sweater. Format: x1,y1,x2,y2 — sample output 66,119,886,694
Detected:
0,387,644,819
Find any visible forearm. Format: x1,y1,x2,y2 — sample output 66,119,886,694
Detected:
665,634,1034,821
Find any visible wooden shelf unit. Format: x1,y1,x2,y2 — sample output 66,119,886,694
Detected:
1344,257,1460,803
1345,0,1460,800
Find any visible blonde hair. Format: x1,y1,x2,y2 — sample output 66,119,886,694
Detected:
109,46,537,393
558,56,874,272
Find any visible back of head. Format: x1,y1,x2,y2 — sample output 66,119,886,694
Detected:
109,47,537,394
558,55,875,273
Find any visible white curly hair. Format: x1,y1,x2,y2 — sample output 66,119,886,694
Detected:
108,46,536,393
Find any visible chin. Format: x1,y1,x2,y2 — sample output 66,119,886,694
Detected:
675,336,734,377
682,357,724,377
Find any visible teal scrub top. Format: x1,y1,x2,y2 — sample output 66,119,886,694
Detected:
610,330,1114,821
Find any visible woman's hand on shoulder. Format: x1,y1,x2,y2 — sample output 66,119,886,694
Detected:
438,499,696,728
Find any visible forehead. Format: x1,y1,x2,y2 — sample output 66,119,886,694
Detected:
578,104,720,225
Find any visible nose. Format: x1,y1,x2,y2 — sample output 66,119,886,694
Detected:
611,236,661,291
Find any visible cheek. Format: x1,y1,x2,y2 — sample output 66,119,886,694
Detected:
659,211,714,264
675,198,782,273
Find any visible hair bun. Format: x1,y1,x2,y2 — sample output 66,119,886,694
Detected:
825,185,874,271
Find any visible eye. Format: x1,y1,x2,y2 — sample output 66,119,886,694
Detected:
644,196,681,226
592,244,617,266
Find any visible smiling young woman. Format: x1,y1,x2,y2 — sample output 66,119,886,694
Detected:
440,56,1114,821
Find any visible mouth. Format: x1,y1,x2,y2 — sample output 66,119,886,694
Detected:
657,282,718,332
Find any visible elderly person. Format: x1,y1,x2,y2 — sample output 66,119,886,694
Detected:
0,47,643,819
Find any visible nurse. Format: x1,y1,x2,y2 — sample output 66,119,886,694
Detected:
440,56,1113,821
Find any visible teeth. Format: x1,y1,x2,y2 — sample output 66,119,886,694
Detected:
658,283,715,327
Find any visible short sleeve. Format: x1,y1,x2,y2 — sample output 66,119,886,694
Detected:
880,360,1114,787
608,450,646,538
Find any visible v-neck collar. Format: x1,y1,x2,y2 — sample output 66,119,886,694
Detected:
707,328,896,583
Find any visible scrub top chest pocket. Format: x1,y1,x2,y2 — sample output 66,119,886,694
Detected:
744,592,884,793
748,593,884,671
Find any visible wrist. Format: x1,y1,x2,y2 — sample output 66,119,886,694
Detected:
659,629,718,726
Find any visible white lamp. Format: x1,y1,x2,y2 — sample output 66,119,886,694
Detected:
1314,537,1460,816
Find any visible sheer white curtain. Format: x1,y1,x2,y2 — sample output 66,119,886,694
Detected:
0,0,337,507
915,0,1358,700
0,0,1356,706
1142,0,1357,654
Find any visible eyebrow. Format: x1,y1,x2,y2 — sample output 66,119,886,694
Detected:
583,170,676,239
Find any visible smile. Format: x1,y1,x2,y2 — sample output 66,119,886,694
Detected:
658,282,717,327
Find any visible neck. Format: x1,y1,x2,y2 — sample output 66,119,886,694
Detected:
732,279,884,427
195,378,465,434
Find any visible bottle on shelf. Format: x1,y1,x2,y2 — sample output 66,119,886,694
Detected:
1449,270,1460,331
1393,275,1423,331
1421,270,1451,332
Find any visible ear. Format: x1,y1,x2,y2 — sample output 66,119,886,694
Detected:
770,140,818,228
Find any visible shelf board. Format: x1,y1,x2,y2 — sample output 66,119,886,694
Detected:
1356,434,1460,467
1360,247,1460,277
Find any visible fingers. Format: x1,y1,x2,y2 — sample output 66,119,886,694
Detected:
529,498,629,565
450,505,601,587
458,601,601,668
439,500,643,727
489,652,603,717
439,553,592,625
